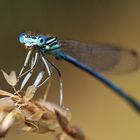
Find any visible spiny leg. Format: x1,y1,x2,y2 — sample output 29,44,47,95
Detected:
44,56,63,106
18,51,38,80
43,78,52,100
20,52,39,90
37,55,52,88
31,54,52,101
18,50,32,78
23,64,51,100
33,68,52,100
33,69,46,87
26,69,51,100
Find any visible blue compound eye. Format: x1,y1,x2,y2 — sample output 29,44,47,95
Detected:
36,35,47,46
19,33,27,44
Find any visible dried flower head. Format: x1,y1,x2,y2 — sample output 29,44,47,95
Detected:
0,70,89,140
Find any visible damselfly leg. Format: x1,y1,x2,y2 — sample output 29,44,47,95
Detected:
20,53,36,90
38,54,52,88
18,50,32,77
33,68,52,100
33,69,46,87
18,51,39,81
19,51,39,90
43,56,63,106
40,55,63,106
19,51,63,105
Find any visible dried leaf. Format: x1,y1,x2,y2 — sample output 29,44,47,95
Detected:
56,132,67,140
0,110,16,137
0,90,20,102
14,109,25,123
1,70,17,86
38,100,71,120
20,126,35,133
0,90,14,97
55,110,85,140
0,112,6,122
0,97,15,111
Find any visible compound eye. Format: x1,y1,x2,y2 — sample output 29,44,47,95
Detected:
37,35,47,46
19,33,27,44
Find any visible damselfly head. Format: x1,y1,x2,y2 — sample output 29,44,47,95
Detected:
19,33,36,49
19,33,47,49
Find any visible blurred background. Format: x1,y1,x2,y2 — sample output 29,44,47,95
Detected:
0,0,139,140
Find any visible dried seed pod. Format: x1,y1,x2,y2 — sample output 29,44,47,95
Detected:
0,110,16,137
0,97,15,112
23,85,37,102
55,110,85,140
1,70,17,87
0,70,89,140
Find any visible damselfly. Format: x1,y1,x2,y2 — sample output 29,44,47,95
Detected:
18,32,140,113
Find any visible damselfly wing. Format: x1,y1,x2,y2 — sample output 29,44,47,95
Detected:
60,40,140,73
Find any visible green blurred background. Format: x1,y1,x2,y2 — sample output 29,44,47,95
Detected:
0,0,140,140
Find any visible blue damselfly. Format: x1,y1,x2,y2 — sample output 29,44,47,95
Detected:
18,33,140,113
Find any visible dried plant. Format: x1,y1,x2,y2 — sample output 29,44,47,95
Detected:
0,70,90,140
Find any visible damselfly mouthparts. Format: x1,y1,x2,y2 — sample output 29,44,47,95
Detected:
18,32,140,113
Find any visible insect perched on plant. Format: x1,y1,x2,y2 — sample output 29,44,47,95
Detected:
0,70,88,140
18,32,140,112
